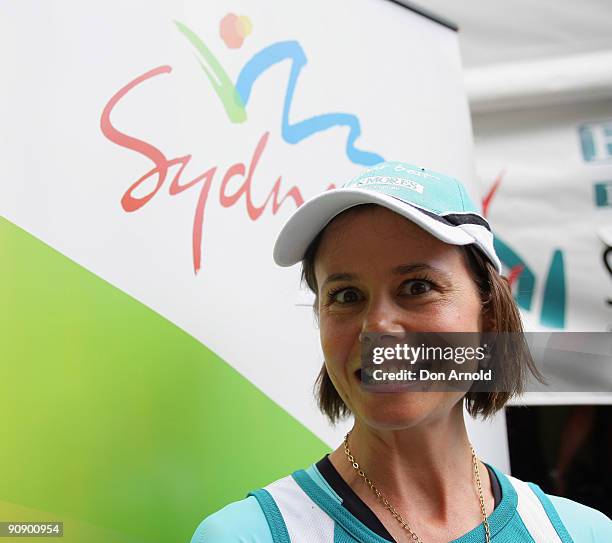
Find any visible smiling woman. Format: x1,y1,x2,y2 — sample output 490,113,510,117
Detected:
190,161,612,543
301,203,525,426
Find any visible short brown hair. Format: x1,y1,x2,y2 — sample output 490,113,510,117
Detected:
300,204,542,423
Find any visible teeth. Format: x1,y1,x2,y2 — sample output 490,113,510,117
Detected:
358,364,435,379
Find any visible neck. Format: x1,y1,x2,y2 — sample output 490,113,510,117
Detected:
328,403,492,524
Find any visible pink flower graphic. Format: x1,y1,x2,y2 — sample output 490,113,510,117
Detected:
220,13,252,49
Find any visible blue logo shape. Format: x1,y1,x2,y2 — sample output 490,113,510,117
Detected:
579,121,612,162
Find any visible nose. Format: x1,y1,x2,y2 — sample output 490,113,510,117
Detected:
358,293,407,344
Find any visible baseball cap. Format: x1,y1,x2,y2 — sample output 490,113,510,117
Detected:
273,161,502,274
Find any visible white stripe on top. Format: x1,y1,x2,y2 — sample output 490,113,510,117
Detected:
265,475,335,542
506,475,563,543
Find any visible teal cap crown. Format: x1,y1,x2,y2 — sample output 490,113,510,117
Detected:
343,161,479,215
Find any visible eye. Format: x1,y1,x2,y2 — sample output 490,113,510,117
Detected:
326,286,363,305
402,278,434,296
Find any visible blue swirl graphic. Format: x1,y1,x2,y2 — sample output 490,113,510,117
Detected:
236,41,384,167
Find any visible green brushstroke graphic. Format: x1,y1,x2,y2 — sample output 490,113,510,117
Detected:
174,20,247,123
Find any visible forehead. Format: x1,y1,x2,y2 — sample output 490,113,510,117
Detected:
314,205,465,279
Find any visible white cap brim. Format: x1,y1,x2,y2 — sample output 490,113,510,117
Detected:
273,188,501,273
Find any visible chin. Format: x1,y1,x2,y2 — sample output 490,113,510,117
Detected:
354,391,460,430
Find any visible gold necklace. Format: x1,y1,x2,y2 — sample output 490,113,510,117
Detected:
343,431,491,543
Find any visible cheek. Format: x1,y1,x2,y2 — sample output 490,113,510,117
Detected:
319,317,359,368
430,289,483,331
457,290,484,329
319,325,353,405
320,328,346,367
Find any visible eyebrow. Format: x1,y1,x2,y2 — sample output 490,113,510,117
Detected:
321,263,452,291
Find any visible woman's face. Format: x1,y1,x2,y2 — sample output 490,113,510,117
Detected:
314,205,485,429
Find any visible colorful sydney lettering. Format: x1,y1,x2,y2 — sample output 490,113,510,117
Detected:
100,66,309,274
100,21,378,274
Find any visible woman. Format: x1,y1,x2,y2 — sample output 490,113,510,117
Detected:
191,161,612,542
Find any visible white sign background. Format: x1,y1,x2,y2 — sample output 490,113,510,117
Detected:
0,0,509,467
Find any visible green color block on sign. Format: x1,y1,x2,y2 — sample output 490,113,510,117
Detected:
0,216,329,543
